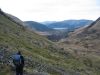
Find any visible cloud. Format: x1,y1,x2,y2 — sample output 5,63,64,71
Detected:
0,0,100,21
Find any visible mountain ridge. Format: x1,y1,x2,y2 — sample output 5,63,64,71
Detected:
24,21,54,32
45,20,93,31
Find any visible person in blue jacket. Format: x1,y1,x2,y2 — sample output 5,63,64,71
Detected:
13,51,24,75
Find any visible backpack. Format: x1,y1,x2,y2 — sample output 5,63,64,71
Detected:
13,54,22,66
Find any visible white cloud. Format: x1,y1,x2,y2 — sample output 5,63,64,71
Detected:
0,0,100,21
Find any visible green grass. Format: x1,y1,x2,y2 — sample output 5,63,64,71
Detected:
0,10,100,75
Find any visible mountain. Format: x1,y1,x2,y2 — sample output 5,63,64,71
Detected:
6,14,64,41
24,21,68,41
0,9,81,75
24,21,54,32
24,20,93,42
41,21,57,25
42,20,93,41
62,17,100,48
59,17,100,75
46,20,93,31
1,9,100,75
69,17,100,52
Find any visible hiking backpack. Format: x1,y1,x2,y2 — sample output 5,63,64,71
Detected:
13,54,22,66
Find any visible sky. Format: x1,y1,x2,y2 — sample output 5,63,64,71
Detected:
0,0,100,22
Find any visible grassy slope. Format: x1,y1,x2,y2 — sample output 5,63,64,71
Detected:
0,10,99,75
0,11,80,75
58,18,100,75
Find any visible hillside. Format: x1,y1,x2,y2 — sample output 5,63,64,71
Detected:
24,21,54,32
61,17,100,50
46,20,93,31
0,9,83,75
70,17,100,53
6,13,26,26
6,14,65,41
24,21,68,42
0,9,100,75
42,20,93,41
59,17,100,75
0,9,54,75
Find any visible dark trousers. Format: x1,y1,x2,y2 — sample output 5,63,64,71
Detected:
16,66,23,75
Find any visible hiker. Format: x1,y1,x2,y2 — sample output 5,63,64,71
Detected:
13,51,24,75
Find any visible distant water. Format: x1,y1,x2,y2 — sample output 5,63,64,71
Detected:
54,28,67,30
